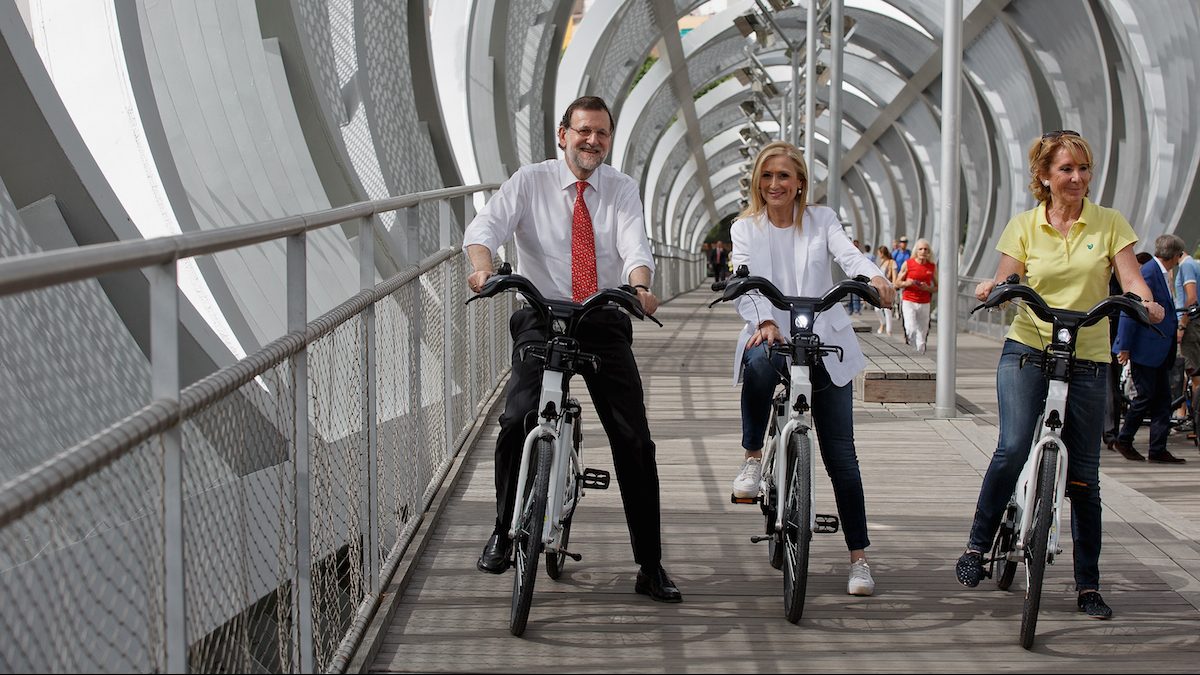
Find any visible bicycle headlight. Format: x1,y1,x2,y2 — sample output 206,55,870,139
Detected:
794,315,810,330
1056,328,1071,343
552,318,567,334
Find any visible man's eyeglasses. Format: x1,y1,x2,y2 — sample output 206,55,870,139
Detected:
1041,129,1080,140
569,126,612,141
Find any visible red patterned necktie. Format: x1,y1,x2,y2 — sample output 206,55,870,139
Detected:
571,180,598,302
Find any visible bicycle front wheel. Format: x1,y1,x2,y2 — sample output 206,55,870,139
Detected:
510,438,552,636
782,432,812,624
1019,445,1058,649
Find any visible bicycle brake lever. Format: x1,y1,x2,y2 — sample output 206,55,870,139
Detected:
646,314,663,327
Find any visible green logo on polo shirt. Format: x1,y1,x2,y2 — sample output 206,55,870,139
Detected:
1087,243,1094,249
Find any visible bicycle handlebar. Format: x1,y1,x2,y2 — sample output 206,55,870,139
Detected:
971,274,1162,336
709,264,883,313
466,263,663,327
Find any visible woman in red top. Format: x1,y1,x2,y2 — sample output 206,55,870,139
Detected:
897,239,937,352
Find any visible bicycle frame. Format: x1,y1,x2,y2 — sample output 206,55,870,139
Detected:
765,352,816,537
1009,379,1069,562
507,349,582,554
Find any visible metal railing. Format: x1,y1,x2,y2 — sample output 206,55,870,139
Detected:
957,274,1018,339
0,183,704,674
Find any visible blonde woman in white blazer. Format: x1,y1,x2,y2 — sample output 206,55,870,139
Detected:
727,142,895,596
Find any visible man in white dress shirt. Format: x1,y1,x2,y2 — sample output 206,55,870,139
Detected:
462,96,680,602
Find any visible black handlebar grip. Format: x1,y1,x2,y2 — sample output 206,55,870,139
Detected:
497,262,513,275
1003,273,1019,285
735,264,749,278
854,274,870,283
1123,291,1143,303
711,280,727,291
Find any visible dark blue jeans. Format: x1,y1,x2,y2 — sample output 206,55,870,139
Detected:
741,344,871,551
967,340,1106,591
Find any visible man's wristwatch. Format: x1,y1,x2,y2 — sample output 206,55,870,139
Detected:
633,284,651,292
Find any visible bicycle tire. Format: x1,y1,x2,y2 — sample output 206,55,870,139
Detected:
766,396,786,570
783,432,812,624
1192,394,1200,447
766,450,784,571
546,469,578,580
993,504,1018,591
510,438,553,636
1019,445,1057,649
546,511,572,580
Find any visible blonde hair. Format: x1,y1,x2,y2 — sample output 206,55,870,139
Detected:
1028,133,1094,204
739,141,809,219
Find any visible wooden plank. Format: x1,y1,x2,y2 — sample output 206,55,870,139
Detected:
358,291,1200,673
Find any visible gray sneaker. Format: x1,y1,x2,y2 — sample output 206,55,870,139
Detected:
731,457,763,498
847,559,876,596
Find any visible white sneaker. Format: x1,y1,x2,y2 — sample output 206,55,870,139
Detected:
731,457,763,498
847,559,875,596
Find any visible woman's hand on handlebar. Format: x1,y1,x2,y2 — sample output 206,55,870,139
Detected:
974,279,996,302
748,320,784,349
870,275,895,307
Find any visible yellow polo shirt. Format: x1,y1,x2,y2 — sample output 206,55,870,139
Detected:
997,199,1137,362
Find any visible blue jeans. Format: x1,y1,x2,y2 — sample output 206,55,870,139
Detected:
741,345,871,551
967,340,1106,591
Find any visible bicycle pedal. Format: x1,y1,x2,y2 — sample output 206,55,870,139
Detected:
814,514,840,534
579,468,610,489
731,493,762,504
555,548,583,562
750,535,773,543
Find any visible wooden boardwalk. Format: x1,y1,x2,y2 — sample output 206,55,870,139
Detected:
359,290,1200,673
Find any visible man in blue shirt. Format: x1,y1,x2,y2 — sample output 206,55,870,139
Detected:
1174,245,1200,433
892,236,911,270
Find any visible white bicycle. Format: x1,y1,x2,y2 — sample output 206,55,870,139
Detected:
972,275,1155,648
468,263,660,636
711,265,881,623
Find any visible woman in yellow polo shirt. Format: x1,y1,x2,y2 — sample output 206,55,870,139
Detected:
953,131,1164,619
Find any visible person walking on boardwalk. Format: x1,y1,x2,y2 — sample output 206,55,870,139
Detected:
463,95,680,603
874,246,897,336
1112,234,1187,464
896,239,937,353
725,141,895,596
955,130,1163,620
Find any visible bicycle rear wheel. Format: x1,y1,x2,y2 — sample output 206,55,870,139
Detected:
546,478,578,580
1192,391,1200,447
993,504,1018,591
782,432,812,624
510,438,552,636
1019,445,1058,649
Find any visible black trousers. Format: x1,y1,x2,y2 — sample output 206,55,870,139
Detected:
1120,350,1175,454
492,307,662,567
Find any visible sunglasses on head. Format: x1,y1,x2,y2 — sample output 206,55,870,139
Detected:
1041,129,1080,140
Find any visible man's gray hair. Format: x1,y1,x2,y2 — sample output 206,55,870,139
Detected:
1155,233,1186,260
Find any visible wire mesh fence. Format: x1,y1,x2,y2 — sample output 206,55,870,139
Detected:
0,235,703,673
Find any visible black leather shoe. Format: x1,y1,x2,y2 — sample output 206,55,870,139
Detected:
476,533,512,574
635,565,682,603
1148,450,1187,464
1112,440,1146,462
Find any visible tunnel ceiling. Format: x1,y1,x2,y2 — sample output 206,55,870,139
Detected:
547,0,1200,278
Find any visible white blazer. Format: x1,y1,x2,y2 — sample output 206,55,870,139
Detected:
729,205,884,387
